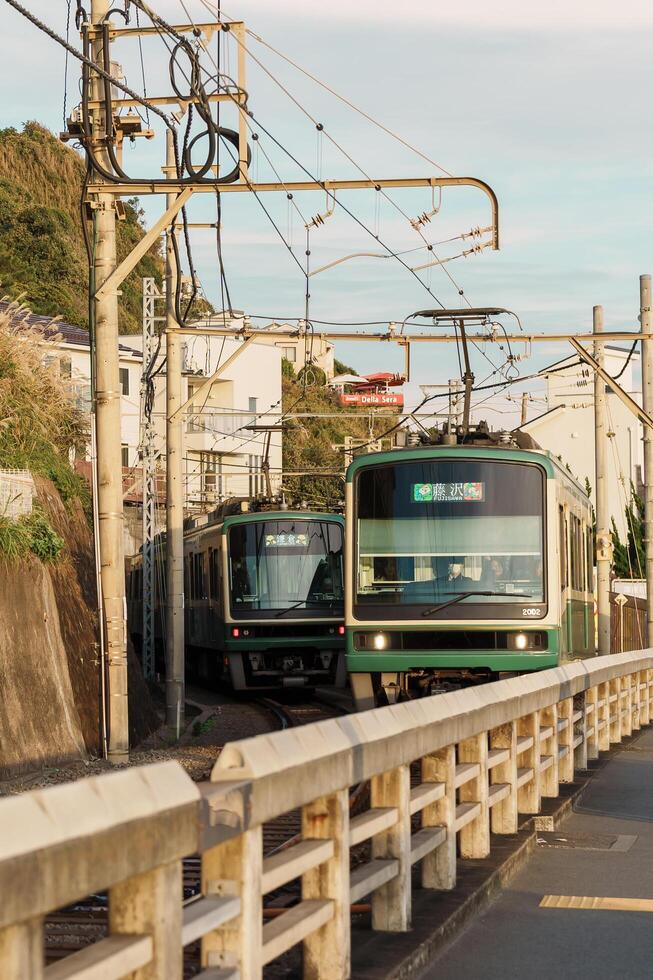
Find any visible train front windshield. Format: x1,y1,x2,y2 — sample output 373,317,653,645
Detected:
355,459,546,619
229,520,344,618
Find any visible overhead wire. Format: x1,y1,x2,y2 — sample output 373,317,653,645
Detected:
197,0,453,177
161,1,506,396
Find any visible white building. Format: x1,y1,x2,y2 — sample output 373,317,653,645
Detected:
4,301,283,517
520,347,642,538
269,323,336,380
0,302,142,469
121,321,283,511
195,312,336,380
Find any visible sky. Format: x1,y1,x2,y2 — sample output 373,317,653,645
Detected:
3,0,653,425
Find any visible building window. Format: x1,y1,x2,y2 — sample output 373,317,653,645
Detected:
59,356,72,379
248,396,258,415
282,346,296,363
121,445,129,468
119,367,130,396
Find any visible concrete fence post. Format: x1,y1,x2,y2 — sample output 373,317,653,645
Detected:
0,920,43,980
622,675,633,738
573,692,588,770
109,860,183,980
490,721,518,834
630,672,640,732
421,745,456,889
598,681,611,752
540,703,559,798
609,677,622,744
584,687,598,762
370,764,411,932
201,827,263,979
641,669,651,727
458,733,490,859
517,711,541,813
302,789,350,980
558,698,574,783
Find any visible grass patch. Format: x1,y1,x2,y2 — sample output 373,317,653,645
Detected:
0,508,64,563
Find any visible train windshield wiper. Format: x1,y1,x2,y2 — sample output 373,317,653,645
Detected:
421,591,532,617
275,598,339,618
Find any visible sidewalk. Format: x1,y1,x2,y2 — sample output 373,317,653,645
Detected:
420,726,653,980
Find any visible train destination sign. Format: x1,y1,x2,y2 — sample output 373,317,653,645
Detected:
412,482,485,503
265,533,308,548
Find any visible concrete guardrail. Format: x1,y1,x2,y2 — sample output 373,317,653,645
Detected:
1,650,651,979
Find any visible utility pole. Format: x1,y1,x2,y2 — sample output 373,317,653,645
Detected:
165,129,185,732
640,275,653,647
90,0,129,762
594,305,611,655
520,392,528,426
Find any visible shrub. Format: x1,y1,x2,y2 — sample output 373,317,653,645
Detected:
0,509,64,563
22,510,65,562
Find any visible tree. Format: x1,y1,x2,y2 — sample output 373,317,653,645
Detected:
611,486,644,578
334,357,358,376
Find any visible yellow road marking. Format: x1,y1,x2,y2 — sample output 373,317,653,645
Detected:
540,895,653,912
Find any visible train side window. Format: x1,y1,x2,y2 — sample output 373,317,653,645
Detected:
559,506,567,590
586,524,594,592
209,548,219,600
189,554,196,600
194,552,206,600
184,555,191,598
570,514,583,591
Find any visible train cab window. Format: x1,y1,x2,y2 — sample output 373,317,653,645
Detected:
228,519,344,617
354,458,546,619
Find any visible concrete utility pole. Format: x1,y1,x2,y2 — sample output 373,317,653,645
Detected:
165,129,185,731
520,392,528,426
91,0,129,762
593,305,611,655
640,275,653,647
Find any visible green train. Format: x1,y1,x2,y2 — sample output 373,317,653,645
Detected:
345,438,595,709
127,506,346,691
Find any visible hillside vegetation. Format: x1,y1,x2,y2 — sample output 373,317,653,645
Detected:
0,308,88,495
282,375,397,507
0,122,163,333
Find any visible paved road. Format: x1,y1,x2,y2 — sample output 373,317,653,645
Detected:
421,727,653,980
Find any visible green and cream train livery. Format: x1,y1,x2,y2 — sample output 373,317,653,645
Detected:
345,443,595,710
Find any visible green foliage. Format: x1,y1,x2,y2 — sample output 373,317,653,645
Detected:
0,311,89,509
0,509,64,564
334,358,358,376
0,515,31,561
281,357,296,380
611,486,644,578
297,364,327,387
282,377,394,507
0,122,166,333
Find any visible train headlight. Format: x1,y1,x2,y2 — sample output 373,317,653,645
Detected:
507,631,545,651
373,632,389,650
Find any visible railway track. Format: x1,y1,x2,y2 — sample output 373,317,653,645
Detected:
44,692,350,976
